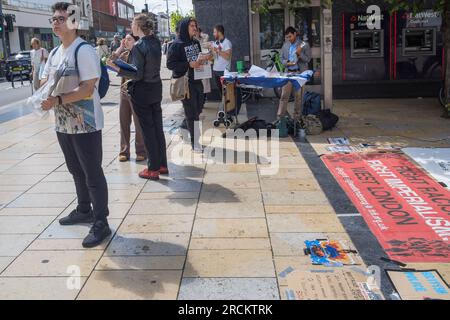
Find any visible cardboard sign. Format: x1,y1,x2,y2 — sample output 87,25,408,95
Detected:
194,54,212,80
286,269,383,300
403,148,450,190
386,270,450,300
322,153,450,263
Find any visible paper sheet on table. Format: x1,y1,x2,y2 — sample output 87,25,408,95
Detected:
248,65,269,77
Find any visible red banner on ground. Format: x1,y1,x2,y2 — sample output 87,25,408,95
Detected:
322,153,450,263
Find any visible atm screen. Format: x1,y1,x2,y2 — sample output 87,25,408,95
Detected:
402,28,435,56
405,34,424,48
350,30,384,58
354,36,372,49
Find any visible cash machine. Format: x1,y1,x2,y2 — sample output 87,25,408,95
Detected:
395,10,443,80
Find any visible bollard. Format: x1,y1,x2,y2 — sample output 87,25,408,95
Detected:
10,66,14,89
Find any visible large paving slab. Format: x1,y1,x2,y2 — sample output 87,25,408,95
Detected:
0,234,37,256
0,277,87,300
119,215,194,233
178,278,280,300
0,215,55,234
267,214,346,233
192,218,268,238
1,250,103,277
184,250,275,277
105,233,190,256
7,193,76,208
77,270,182,300
96,256,186,271
196,201,266,218
128,199,198,215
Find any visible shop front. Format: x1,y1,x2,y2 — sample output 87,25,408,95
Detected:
250,0,324,94
18,27,58,52
193,0,329,100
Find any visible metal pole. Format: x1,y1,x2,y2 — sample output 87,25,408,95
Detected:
165,0,170,36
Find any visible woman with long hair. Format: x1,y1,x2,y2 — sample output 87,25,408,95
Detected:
107,14,167,180
110,34,147,163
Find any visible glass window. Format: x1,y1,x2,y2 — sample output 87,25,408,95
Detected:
127,7,134,21
259,9,285,50
310,58,321,85
118,3,127,20
294,7,321,48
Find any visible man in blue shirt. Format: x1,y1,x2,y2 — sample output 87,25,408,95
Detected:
278,27,311,119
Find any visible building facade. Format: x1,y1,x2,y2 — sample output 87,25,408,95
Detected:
92,0,134,41
1,0,94,57
193,0,443,103
156,12,170,40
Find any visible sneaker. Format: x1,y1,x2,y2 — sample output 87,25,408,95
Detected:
82,220,111,248
136,155,146,162
180,119,188,130
159,166,169,175
59,208,94,226
139,168,160,180
119,155,129,162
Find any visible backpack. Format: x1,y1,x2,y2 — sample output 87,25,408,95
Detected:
223,117,276,138
318,109,339,131
50,41,110,99
301,114,323,135
302,91,322,116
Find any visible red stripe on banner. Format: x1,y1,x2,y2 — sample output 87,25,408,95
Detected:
323,152,450,263
389,14,392,79
394,12,397,80
342,13,346,81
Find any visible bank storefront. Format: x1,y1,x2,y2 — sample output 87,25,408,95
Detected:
193,0,444,103
333,0,444,98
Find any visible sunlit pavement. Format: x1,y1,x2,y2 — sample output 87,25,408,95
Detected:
0,59,449,299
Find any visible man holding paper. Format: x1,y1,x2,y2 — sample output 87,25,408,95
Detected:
40,2,111,248
277,27,311,120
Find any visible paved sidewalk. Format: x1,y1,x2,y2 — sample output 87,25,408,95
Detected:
0,60,355,299
0,59,449,299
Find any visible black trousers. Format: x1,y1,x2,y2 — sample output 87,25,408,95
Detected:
57,131,109,222
182,81,204,148
131,81,167,171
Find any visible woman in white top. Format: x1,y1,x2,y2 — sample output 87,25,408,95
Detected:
30,38,49,91
95,38,109,60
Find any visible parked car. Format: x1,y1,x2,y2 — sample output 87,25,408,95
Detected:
5,51,32,82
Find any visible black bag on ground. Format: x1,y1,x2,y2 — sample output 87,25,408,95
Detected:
317,109,339,131
223,117,276,138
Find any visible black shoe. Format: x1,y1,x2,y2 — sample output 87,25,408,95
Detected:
59,208,94,226
180,119,188,129
82,220,112,248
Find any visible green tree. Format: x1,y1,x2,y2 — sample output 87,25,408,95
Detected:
170,10,195,34
256,0,450,117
